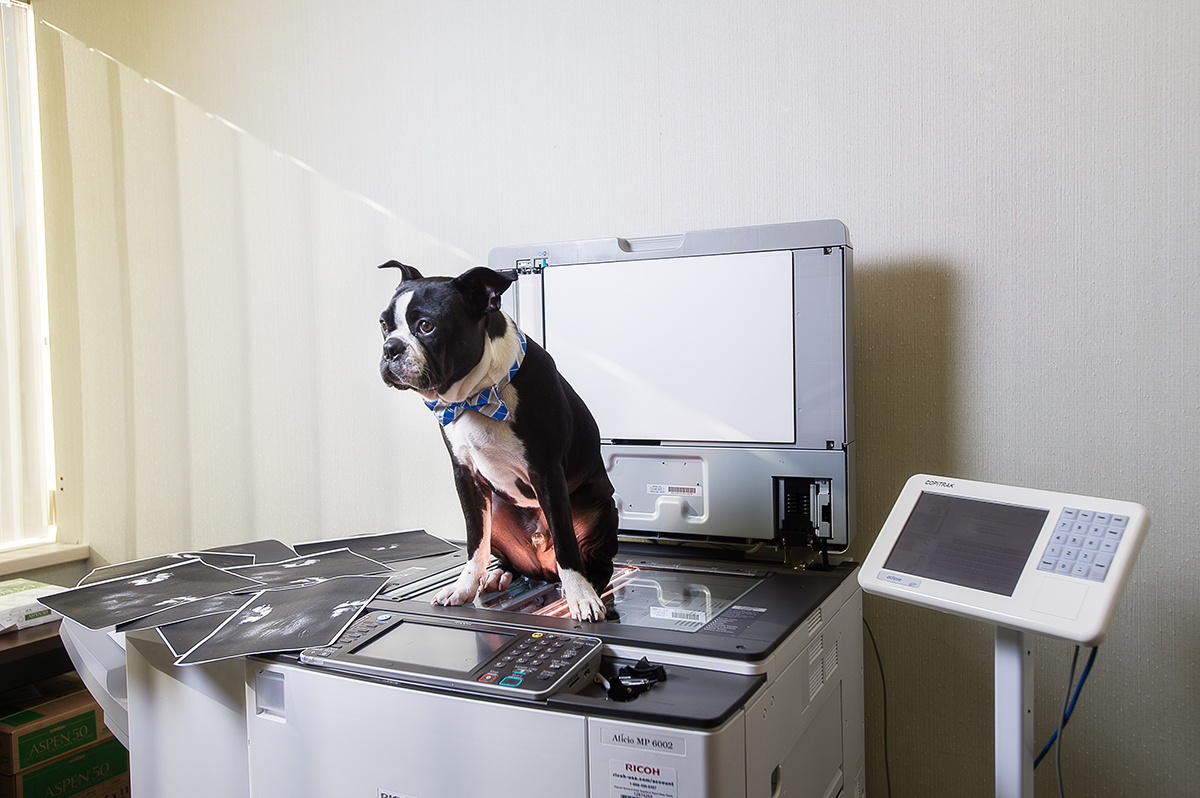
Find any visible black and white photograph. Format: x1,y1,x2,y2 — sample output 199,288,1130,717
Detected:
156,601,251,658
205,539,300,565
294,529,457,564
226,548,390,588
117,590,257,633
38,559,266,630
173,575,392,665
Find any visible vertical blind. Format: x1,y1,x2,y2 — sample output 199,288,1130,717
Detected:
35,21,471,563
0,1,52,550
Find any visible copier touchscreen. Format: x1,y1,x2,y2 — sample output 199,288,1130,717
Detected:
300,613,603,700
349,620,512,673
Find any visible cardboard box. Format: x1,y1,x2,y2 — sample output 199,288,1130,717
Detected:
0,674,112,776
0,737,128,798
0,579,62,633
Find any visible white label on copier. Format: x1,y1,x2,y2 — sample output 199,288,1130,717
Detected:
647,483,703,497
610,759,678,798
602,727,686,755
650,605,708,624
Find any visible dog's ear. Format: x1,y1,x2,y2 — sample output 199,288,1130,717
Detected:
378,260,424,283
452,267,515,316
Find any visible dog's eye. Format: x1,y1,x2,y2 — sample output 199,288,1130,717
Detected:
416,319,435,336
379,319,388,338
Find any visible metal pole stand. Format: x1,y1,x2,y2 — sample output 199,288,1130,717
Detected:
994,626,1034,798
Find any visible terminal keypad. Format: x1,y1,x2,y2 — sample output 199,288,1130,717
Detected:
1037,508,1129,582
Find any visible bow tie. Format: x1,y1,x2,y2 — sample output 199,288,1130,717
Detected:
425,330,527,426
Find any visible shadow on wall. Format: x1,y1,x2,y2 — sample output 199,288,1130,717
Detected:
848,259,1001,795
850,258,957,556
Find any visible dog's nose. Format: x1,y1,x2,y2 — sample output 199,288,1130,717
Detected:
382,337,405,361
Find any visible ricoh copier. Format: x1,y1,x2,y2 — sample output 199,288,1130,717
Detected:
58,220,865,798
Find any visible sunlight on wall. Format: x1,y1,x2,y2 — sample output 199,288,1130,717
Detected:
37,22,471,565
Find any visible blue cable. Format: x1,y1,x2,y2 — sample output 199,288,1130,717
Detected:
1033,646,1099,768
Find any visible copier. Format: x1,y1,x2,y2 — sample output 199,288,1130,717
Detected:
59,220,865,798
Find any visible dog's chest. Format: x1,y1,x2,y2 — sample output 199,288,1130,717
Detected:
444,412,538,507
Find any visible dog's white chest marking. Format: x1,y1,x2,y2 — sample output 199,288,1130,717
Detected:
445,407,538,508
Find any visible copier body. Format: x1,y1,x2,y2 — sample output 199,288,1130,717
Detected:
116,559,863,798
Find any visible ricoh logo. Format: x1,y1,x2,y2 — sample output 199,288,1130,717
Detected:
925,479,955,488
626,763,661,776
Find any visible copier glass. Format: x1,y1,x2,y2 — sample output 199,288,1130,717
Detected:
59,221,865,798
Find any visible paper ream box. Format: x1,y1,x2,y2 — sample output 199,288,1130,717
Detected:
0,737,128,798
0,579,63,633
0,674,112,776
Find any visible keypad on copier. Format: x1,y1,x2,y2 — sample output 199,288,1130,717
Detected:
1037,508,1129,582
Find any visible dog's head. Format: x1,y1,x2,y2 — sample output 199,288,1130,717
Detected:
378,262,515,398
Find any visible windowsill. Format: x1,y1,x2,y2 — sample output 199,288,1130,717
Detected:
0,542,90,579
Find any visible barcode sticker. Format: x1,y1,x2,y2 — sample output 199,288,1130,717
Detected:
650,606,708,624
647,484,702,497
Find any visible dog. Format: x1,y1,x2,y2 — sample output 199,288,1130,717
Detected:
378,261,619,621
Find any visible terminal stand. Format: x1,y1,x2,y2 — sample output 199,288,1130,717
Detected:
994,626,1033,798
859,474,1149,798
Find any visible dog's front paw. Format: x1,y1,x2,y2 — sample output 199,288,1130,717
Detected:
433,565,484,606
559,568,606,622
479,568,513,594
432,582,478,606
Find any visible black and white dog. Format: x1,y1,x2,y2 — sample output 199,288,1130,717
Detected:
378,262,619,621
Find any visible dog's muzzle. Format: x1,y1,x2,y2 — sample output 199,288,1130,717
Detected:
380,337,421,390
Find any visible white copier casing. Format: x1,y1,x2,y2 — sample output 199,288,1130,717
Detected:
108,561,862,798
242,570,862,798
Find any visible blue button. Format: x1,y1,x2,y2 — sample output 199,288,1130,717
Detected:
499,675,523,687
375,614,392,621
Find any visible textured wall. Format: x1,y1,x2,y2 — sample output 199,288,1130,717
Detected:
32,1,1199,795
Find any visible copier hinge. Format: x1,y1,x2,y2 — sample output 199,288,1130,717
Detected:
515,255,548,275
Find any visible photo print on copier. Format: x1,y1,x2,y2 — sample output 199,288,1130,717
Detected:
76,550,250,586
202,538,299,565
38,559,266,630
225,548,389,589
156,602,249,658
117,591,256,634
293,529,457,564
172,574,391,665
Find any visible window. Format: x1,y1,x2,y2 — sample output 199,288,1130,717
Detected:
0,0,54,551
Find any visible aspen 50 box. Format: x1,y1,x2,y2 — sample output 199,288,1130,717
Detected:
0,737,128,798
0,673,113,776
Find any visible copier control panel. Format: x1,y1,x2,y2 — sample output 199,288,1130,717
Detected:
300,612,602,700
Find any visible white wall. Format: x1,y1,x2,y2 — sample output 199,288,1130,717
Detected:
32,1,1199,795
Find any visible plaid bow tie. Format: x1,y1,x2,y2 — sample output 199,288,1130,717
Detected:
425,330,527,426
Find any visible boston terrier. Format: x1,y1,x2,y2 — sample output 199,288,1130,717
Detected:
378,261,619,621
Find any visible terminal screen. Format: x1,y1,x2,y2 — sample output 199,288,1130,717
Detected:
883,492,1048,596
350,621,512,674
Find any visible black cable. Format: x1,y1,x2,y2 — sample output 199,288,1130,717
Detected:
862,618,893,798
